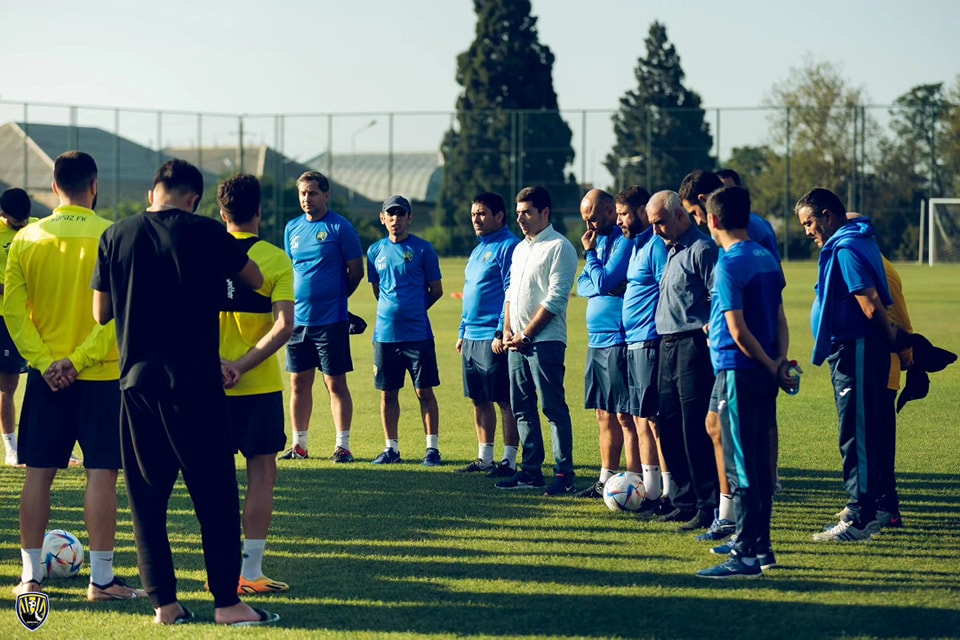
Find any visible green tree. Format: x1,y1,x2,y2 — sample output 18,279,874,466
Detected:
435,0,577,254
605,21,713,193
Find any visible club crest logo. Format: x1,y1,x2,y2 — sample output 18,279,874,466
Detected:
290,236,300,250
402,250,414,263
17,592,49,632
316,231,328,242
482,251,493,262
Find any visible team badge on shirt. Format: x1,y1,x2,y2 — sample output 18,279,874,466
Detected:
402,250,414,262
316,231,328,242
483,251,492,262
290,236,300,250
17,592,49,631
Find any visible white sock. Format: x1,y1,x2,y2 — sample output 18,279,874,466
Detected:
294,430,308,450
20,548,41,584
336,430,350,450
719,494,736,522
663,472,676,500
241,539,266,580
479,443,494,465
2,432,16,454
426,434,439,450
599,468,616,483
642,465,662,500
89,550,115,586
502,446,518,468
386,439,399,453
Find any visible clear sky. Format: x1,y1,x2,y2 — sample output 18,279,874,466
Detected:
3,0,959,186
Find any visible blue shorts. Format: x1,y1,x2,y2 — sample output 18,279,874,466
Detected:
18,369,121,469
627,340,659,418
461,339,509,403
226,391,287,458
285,322,353,376
374,340,440,391
0,318,27,375
584,345,630,414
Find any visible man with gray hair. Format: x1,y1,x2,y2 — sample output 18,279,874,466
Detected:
646,190,719,531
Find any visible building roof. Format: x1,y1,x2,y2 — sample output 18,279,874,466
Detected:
306,151,444,203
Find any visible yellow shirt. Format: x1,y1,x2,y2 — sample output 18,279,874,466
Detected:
883,256,912,391
3,205,118,380
220,233,294,396
0,216,39,316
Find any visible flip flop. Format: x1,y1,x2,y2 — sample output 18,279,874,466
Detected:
173,606,195,625
229,608,280,627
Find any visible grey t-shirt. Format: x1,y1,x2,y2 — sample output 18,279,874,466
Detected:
654,224,718,336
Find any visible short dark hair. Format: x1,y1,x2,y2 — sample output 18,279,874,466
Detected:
153,159,204,202
615,186,651,210
516,186,551,213
796,187,846,218
473,192,505,216
678,170,723,204
0,188,32,220
217,174,261,224
706,185,751,230
297,171,330,193
53,151,98,197
716,169,741,186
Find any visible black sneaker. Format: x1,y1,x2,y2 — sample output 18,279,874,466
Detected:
457,458,495,473
544,474,576,497
877,509,903,529
331,446,355,463
633,497,660,519
486,459,516,478
655,507,696,523
678,510,715,532
496,469,545,490
575,480,604,499
422,448,442,467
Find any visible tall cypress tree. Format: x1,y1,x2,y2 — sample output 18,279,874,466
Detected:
606,21,713,192
435,0,577,254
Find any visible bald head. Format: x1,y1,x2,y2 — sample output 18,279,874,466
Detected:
646,190,690,244
580,188,617,235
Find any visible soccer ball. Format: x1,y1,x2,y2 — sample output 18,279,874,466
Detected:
603,473,646,512
41,529,84,579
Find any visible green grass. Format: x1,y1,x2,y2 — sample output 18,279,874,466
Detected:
1,260,959,639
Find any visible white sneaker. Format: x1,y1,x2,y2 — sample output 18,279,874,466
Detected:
813,519,874,542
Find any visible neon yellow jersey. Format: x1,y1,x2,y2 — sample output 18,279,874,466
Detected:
3,205,118,380
0,216,39,316
220,232,294,396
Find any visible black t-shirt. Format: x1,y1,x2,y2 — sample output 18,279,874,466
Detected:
92,209,249,391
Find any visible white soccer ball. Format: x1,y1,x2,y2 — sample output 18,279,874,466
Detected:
603,473,646,512
41,529,84,579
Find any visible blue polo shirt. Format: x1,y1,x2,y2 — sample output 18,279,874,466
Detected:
655,225,718,336
747,213,781,262
623,228,668,344
459,226,520,341
709,240,785,372
367,234,442,343
284,211,362,327
576,226,631,348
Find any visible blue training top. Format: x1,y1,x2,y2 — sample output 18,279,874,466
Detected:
284,211,363,327
623,228,668,344
459,226,520,341
709,240,785,372
367,234,442,343
576,226,631,348
747,213,781,262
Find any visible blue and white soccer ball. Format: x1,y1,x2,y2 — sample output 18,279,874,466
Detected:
41,529,84,579
603,473,646,512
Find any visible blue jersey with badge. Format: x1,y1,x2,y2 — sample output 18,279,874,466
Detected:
576,227,631,348
284,211,362,327
709,240,784,372
367,234,442,343
460,226,520,340
623,228,668,344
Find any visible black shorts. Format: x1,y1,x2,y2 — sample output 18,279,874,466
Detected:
226,391,287,458
627,341,659,418
460,338,509,403
0,318,27,375
374,340,440,391
584,345,630,414
18,369,121,469
285,322,353,376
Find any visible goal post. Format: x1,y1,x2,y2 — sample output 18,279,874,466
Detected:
927,198,960,266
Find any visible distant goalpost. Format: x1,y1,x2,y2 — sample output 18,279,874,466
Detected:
921,198,960,266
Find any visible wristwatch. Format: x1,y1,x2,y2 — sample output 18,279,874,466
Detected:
520,332,532,345
494,330,504,340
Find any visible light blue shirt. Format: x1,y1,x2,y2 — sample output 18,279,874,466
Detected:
460,226,520,340
576,226,630,348
367,234,442,343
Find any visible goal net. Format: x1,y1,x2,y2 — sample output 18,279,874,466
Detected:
926,198,960,265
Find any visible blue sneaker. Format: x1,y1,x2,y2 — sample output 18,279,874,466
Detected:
710,534,738,556
422,448,442,467
371,448,401,465
695,509,737,541
696,554,762,579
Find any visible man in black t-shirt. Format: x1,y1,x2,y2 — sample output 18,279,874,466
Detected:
92,159,278,627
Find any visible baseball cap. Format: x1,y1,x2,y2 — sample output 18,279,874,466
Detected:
382,195,411,215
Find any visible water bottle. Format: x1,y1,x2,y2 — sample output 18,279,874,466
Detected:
786,360,802,396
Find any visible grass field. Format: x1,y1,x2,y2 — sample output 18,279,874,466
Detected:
1,259,958,639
